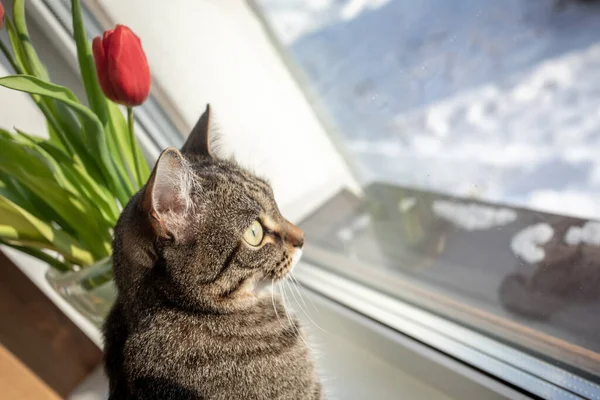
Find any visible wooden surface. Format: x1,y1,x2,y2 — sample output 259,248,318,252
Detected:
0,251,103,398
0,343,61,400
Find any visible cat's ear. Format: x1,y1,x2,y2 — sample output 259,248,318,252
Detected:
181,104,213,158
141,147,193,238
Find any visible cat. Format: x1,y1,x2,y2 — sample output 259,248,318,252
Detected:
103,105,323,399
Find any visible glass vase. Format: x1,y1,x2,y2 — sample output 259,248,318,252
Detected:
45,257,116,328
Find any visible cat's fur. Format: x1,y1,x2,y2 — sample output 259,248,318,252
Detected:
103,105,322,399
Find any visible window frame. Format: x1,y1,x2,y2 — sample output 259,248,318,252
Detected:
297,262,600,399
299,281,532,400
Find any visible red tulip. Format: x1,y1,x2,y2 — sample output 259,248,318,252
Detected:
92,25,150,107
0,1,5,30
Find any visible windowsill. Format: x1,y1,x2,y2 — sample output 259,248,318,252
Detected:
67,258,530,400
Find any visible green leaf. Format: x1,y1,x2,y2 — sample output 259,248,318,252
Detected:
0,136,112,258
26,92,79,157
0,195,94,266
0,26,22,76
8,174,112,258
0,75,131,206
13,130,120,223
12,129,77,192
0,170,68,229
34,138,120,223
0,239,71,271
5,19,27,74
8,6,90,166
2,75,79,102
0,174,49,221
126,107,151,187
0,134,60,181
133,130,151,182
106,101,139,191
71,0,109,125
12,0,50,80
5,19,79,158
46,119,66,151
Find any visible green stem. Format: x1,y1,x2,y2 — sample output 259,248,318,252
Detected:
127,107,142,187
5,19,28,73
71,0,108,125
13,0,49,80
0,39,22,74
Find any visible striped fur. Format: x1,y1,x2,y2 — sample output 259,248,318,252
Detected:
103,106,322,399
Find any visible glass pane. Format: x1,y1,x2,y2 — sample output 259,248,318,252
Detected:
252,0,600,377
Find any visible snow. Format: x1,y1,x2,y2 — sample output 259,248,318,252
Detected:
431,200,517,231
510,222,554,263
255,0,600,220
564,221,600,246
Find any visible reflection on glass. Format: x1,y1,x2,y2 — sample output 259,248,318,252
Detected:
253,0,600,377
299,185,600,376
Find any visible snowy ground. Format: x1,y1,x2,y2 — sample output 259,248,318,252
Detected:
255,0,600,220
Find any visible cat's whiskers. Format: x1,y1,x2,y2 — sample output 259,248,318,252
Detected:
286,278,329,335
290,273,319,314
283,279,305,321
279,283,315,352
270,280,286,331
288,274,309,311
278,284,295,333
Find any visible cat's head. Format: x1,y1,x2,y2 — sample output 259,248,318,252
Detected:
114,105,304,312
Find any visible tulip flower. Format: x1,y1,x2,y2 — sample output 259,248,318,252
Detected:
0,2,18,74
0,1,4,31
93,24,151,187
92,25,150,107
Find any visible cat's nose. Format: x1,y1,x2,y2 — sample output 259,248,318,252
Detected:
285,221,305,248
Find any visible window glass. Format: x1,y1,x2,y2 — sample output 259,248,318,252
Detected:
252,0,600,377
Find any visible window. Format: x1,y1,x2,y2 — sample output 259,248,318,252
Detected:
251,0,600,387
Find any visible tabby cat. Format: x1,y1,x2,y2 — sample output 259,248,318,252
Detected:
103,105,322,399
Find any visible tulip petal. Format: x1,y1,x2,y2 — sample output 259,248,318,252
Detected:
92,36,119,103
106,25,151,107
103,27,115,42
102,28,115,63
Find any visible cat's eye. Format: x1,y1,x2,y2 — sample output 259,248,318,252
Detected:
243,220,264,247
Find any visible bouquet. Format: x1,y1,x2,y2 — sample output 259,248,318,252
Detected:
0,0,151,272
